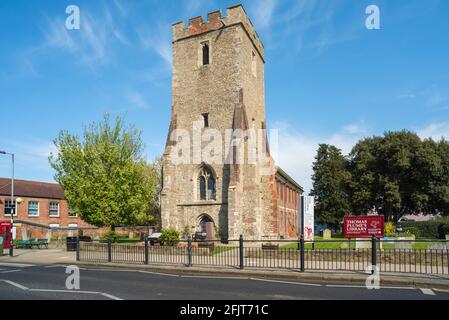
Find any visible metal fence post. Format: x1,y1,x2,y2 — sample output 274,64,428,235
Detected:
239,235,244,270
108,239,112,263
300,235,305,272
187,236,192,267
144,236,149,265
371,236,377,274
76,236,80,262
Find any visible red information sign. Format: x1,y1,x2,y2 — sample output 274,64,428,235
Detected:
343,216,384,238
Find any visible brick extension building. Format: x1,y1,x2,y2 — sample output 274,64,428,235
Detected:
161,5,303,240
0,178,94,239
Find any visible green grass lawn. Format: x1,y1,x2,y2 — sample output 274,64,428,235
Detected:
280,236,448,251
210,245,238,256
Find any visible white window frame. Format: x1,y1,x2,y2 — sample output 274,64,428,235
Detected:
49,202,60,217
4,200,17,217
68,207,78,217
68,223,78,229
49,223,60,229
28,201,39,217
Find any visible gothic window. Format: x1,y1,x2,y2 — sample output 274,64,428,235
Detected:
197,166,216,200
202,42,210,65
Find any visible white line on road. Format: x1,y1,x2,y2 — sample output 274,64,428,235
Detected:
0,279,122,300
326,284,371,288
0,262,35,268
138,270,180,277
181,275,249,280
420,288,436,295
0,269,22,274
0,280,29,290
250,278,322,287
101,292,123,300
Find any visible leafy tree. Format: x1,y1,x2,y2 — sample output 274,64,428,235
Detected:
49,114,159,229
311,144,351,226
349,131,449,220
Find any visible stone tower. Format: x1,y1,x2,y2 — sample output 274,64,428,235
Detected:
161,4,302,241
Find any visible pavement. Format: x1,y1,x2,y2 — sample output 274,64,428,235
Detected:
0,249,449,300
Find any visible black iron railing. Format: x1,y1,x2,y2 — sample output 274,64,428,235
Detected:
77,236,449,275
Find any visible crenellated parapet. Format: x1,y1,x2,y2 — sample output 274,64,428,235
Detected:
172,4,264,61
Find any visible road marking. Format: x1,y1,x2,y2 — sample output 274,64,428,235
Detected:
0,279,122,300
0,269,21,274
250,278,322,287
181,275,249,280
29,289,123,300
44,265,64,268
138,270,180,277
326,284,369,288
0,279,29,290
101,292,123,300
420,288,436,295
0,262,35,268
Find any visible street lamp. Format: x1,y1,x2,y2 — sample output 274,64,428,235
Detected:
0,150,14,256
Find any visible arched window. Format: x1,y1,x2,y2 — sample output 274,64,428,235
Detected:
197,166,216,200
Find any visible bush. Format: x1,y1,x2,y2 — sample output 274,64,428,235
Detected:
438,223,449,239
403,226,421,237
401,218,449,239
100,230,128,243
384,222,397,237
161,228,180,246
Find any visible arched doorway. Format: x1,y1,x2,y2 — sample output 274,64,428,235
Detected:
198,214,214,233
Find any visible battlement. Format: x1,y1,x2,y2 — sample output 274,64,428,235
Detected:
172,4,264,61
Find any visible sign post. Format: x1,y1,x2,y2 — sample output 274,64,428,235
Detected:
343,216,384,238
300,196,315,241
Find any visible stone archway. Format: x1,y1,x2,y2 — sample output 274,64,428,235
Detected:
197,214,215,240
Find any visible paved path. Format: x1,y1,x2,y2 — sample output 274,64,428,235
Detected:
0,262,448,300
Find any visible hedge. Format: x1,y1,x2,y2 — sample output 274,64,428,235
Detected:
401,218,449,239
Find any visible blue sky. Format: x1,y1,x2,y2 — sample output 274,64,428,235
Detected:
0,0,449,193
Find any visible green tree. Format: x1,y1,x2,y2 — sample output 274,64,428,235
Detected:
49,114,159,229
311,144,351,226
349,131,449,220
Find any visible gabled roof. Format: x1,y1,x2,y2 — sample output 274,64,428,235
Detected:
0,178,65,200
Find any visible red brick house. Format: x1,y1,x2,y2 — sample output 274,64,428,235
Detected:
0,178,96,239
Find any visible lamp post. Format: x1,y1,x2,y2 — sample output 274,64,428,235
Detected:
0,151,14,256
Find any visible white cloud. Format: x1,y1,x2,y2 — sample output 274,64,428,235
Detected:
125,91,148,109
40,7,129,69
250,0,279,29
271,121,365,193
137,26,172,67
418,123,449,141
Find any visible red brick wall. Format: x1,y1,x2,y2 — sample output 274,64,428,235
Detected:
0,196,92,229
276,180,301,239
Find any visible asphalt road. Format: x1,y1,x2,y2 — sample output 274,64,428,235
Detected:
0,262,448,300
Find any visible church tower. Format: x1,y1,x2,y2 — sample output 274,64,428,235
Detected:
161,4,302,241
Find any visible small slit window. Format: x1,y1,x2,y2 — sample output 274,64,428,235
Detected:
202,113,209,128
202,42,210,65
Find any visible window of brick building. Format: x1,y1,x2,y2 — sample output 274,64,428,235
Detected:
49,202,60,217
202,42,210,65
4,200,17,216
28,201,39,216
68,207,77,217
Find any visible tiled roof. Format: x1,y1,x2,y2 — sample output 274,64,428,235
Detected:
0,178,65,199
